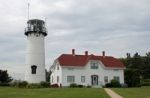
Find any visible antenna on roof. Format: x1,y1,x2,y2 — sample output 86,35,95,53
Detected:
27,3,30,20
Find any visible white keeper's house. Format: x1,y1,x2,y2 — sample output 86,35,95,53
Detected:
50,49,125,87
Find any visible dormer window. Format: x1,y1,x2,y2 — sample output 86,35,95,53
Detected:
31,65,37,74
90,62,98,69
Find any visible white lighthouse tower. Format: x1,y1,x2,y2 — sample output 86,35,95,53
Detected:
24,19,47,83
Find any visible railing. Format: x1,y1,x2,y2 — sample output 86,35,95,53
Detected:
25,27,47,33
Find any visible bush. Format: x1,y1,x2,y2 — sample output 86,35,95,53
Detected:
70,83,78,88
78,85,84,88
0,83,10,86
27,83,42,88
40,81,49,88
105,79,121,88
105,83,112,87
69,84,85,88
50,84,59,88
86,85,91,88
142,82,150,86
18,81,28,88
141,79,150,86
110,79,121,87
9,80,50,88
143,79,150,82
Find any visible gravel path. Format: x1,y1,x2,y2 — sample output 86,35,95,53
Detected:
104,88,123,98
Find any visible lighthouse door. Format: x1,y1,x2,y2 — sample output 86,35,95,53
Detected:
31,65,37,74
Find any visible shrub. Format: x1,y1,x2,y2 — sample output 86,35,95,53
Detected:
105,79,121,88
142,82,150,86
18,81,28,88
87,85,91,88
0,83,9,86
9,80,50,88
40,81,49,88
78,85,84,88
141,79,150,86
105,83,112,87
70,83,78,88
110,79,121,87
50,84,59,88
143,79,150,82
27,83,42,88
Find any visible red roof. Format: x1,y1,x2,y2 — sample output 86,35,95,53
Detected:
58,54,125,68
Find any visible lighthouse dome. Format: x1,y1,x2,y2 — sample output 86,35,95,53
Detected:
25,19,47,36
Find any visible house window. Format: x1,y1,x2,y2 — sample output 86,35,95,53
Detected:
31,65,37,74
81,76,85,83
104,76,108,83
67,76,75,83
57,76,59,83
114,76,120,82
90,62,98,69
52,76,53,83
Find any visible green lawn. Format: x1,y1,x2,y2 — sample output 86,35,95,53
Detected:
112,87,150,98
0,87,110,98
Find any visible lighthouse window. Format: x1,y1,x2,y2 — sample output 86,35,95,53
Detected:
31,65,37,74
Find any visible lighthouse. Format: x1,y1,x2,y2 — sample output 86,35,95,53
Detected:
24,19,47,83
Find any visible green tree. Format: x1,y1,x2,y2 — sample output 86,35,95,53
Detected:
125,69,140,87
45,69,50,82
0,70,12,85
130,52,142,69
141,52,150,79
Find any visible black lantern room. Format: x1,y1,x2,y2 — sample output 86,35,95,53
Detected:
25,19,47,36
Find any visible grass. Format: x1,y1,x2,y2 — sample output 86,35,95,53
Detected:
0,87,110,98
112,86,150,98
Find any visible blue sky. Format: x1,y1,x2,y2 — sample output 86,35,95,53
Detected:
0,0,150,80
